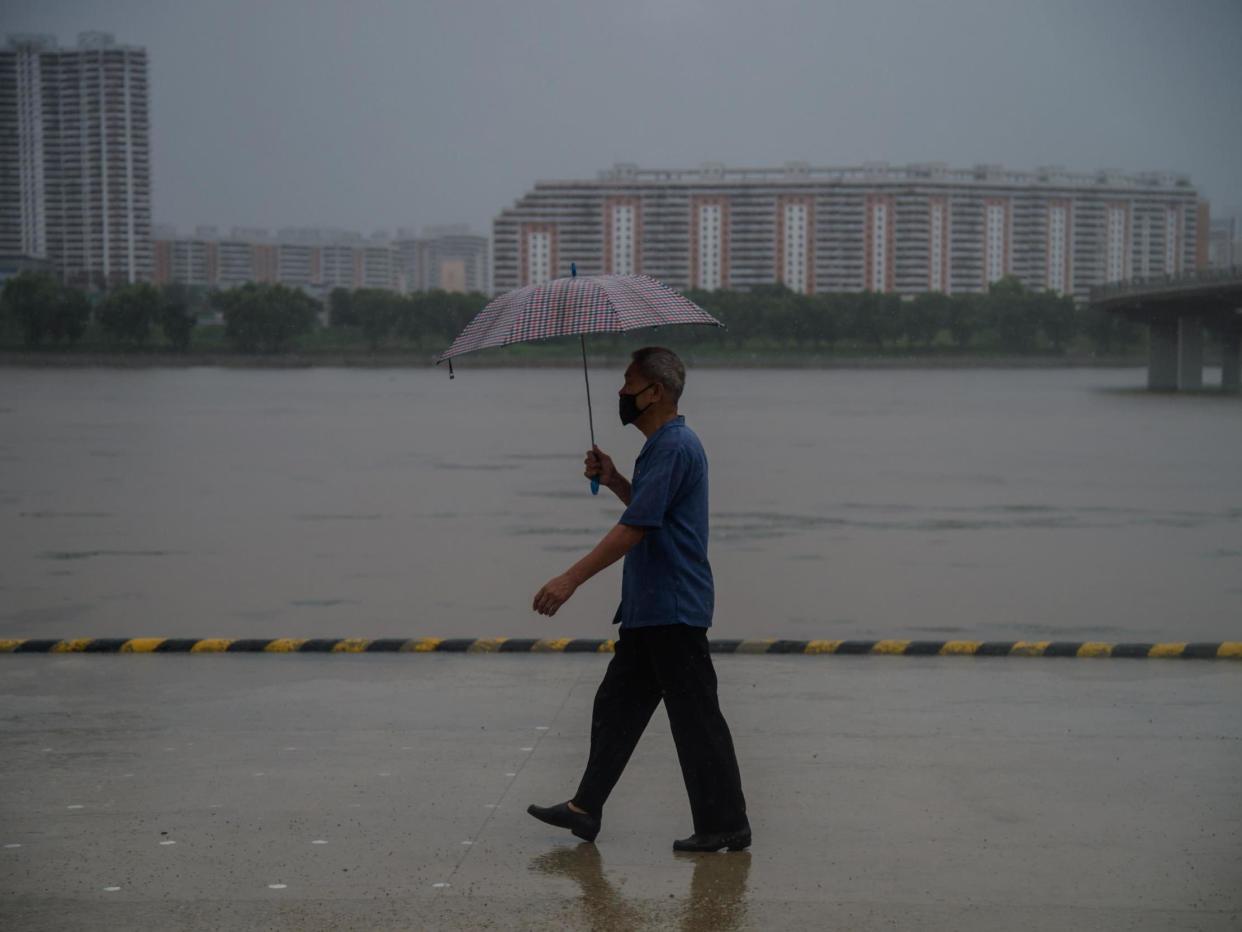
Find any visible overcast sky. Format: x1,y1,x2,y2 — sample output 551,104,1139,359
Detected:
9,0,1241,236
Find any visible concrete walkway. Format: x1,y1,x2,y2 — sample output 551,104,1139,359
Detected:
1,654,1239,930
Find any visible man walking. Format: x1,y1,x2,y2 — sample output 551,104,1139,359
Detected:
527,347,750,853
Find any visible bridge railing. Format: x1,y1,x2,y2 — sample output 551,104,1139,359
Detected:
1091,266,1242,303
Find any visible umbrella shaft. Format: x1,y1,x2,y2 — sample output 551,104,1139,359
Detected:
581,334,596,447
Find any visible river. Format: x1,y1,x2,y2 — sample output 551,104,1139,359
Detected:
1,365,1238,642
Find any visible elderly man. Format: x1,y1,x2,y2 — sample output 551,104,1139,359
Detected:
527,346,750,853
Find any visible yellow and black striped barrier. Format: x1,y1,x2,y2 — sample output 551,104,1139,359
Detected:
1,637,1240,659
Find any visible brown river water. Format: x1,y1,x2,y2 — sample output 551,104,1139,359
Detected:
1,365,1238,642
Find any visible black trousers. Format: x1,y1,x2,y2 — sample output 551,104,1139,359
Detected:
571,622,749,835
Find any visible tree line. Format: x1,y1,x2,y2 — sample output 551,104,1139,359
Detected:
0,274,199,351
1,270,1147,356
326,279,1147,356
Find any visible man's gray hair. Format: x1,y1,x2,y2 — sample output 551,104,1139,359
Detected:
630,346,685,403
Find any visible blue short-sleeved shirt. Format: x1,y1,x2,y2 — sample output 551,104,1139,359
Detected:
615,415,714,629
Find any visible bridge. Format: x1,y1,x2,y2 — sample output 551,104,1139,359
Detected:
1091,267,1242,394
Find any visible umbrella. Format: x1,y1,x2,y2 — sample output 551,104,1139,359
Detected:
437,265,724,493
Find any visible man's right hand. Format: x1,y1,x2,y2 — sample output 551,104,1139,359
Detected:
584,445,618,488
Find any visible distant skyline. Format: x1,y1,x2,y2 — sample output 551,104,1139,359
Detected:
7,0,1242,234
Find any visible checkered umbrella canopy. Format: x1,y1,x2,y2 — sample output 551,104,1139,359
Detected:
438,272,722,495
436,274,723,363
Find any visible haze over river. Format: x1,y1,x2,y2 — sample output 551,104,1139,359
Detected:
1,366,1238,643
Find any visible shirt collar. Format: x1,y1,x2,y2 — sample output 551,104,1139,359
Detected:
639,414,685,456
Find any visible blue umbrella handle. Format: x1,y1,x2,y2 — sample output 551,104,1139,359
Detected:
580,329,599,496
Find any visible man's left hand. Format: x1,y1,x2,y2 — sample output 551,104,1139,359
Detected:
533,574,578,616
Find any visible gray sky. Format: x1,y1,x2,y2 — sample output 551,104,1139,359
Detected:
9,0,1242,235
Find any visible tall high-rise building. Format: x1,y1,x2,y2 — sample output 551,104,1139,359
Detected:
0,32,152,289
494,162,1202,302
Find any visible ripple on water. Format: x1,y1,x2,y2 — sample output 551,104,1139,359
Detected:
20,511,113,519
432,462,507,471
294,513,382,521
40,549,180,561
709,502,1237,539
509,527,602,540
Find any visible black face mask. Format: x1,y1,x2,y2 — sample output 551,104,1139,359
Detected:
618,383,656,426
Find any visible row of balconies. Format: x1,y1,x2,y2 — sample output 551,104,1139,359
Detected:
513,188,1195,214
501,214,1191,242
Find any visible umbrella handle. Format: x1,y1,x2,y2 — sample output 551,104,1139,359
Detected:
580,331,599,496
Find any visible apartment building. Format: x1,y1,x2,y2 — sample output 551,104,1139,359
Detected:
399,225,490,293
153,227,411,296
1207,216,1239,269
154,225,489,296
494,162,1204,302
0,32,151,289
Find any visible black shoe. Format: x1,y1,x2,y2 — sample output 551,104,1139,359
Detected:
672,828,752,852
527,801,601,843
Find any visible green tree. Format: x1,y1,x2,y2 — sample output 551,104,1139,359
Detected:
1084,308,1143,356
985,277,1039,353
805,293,840,348
699,290,760,348
785,294,820,348
216,283,320,353
421,290,490,346
159,283,197,352
1034,291,1078,353
761,291,798,347
99,282,162,347
946,293,984,350
48,287,91,346
1,271,61,347
328,287,355,328
392,294,422,345
352,288,402,350
849,291,902,350
904,292,950,348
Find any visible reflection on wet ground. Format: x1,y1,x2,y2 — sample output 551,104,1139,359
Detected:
529,844,751,932
1,639,1239,928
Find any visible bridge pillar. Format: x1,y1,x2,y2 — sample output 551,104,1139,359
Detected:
1148,320,1178,391
1177,316,1203,391
1222,328,1241,395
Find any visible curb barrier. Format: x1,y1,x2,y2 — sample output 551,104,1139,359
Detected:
1,638,1240,659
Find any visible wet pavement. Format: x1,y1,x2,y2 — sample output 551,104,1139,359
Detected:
1,653,1239,931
